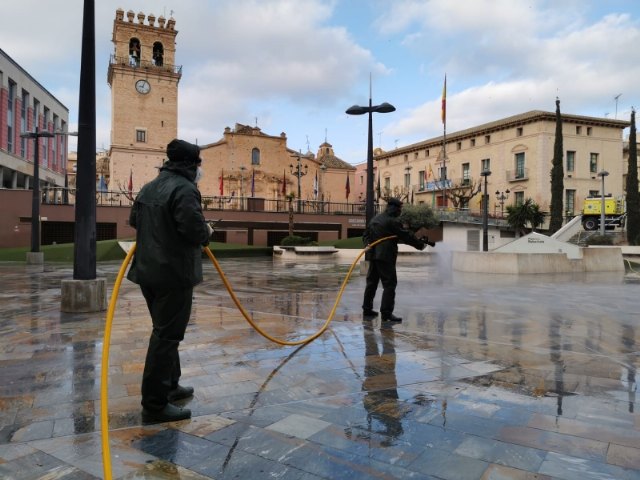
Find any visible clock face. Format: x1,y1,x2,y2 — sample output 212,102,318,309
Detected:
135,79,150,94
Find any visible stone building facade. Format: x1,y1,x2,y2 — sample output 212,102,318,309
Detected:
375,110,629,220
199,124,355,204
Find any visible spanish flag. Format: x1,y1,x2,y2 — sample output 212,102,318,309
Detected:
441,74,447,125
345,174,350,200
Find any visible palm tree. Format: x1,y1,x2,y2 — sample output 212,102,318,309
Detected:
506,198,545,237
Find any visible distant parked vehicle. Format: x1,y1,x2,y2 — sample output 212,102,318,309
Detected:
581,195,626,231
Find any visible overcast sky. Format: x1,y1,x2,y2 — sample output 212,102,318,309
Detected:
2,0,639,165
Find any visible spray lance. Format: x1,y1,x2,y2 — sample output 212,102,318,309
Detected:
419,236,436,248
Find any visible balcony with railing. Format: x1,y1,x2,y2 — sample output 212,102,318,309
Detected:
416,178,453,192
109,54,182,75
506,168,529,182
41,186,375,216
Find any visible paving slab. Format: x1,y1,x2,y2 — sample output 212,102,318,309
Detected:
0,253,638,479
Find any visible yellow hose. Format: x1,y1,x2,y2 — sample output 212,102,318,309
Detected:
100,235,396,479
100,242,136,480
624,257,640,274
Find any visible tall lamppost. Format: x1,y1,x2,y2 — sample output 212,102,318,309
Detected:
495,189,510,218
73,0,97,281
290,154,308,212
61,0,106,315
20,126,54,260
598,170,609,236
481,169,492,251
239,165,246,210
319,162,327,213
346,95,395,226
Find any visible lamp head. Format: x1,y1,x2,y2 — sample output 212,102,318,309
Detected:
346,105,367,115
373,102,396,113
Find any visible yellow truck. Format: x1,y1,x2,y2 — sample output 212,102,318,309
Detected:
581,195,626,231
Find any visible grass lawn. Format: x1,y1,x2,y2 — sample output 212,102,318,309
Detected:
0,235,364,263
0,239,273,262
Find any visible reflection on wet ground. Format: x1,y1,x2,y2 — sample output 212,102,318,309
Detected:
1,254,639,479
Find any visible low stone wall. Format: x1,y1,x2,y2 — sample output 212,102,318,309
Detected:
452,247,624,274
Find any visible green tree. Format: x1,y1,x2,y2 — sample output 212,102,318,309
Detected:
399,204,439,231
506,198,545,237
626,108,640,245
548,98,564,234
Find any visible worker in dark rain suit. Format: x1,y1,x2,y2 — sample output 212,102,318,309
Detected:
362,198,425,322
127,139,213,423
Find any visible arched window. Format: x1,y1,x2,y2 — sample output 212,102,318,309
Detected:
129,38,141,67
152,42,164,66
251,148,260,165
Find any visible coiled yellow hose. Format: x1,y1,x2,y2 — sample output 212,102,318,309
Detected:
100,236,395,479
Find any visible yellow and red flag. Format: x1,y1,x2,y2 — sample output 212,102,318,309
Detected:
441,74,447,125
345,174,350,200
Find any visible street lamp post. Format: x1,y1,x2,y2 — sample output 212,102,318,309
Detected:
346,96,395,226
239,166,246,210
319,163,327,213
290,154,308,212
598,170,609,236
481,169,492,252
61,0,106,315
495,189,510,218
21,126,55,260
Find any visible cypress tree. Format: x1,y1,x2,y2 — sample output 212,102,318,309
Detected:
548,98,565,234
626,108,640,245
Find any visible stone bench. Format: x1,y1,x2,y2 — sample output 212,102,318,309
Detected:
293,246,338,255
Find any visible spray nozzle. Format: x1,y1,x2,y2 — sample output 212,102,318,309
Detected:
420,236,436,247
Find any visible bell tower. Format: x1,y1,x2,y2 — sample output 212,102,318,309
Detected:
107,8,181,193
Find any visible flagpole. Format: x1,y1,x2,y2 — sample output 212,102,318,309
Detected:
441,74,447,210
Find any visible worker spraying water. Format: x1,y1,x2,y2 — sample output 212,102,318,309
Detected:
362,198,436,323
100,186,437,478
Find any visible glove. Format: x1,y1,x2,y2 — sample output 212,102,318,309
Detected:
206,223,214,238
420,236,436,247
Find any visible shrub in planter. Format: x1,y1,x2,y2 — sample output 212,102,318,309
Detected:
280,235,317,246
585,234,613,246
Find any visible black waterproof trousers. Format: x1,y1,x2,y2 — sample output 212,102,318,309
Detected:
140,285,193,411
362,259,398,318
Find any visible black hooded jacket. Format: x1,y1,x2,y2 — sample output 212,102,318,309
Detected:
363,204,424,263
127,160,210,290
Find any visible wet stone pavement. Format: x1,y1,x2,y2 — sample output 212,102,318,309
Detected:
0,253,639,479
